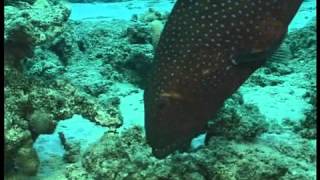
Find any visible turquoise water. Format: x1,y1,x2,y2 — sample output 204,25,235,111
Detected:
4,0,316,179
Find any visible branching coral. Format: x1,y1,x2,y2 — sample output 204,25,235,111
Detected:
94,97,123,132
4,71,108,176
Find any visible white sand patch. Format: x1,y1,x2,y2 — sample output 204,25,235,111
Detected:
107,82,145,132
33,115,107,178
69,0,175,21
69,0,316,33
240,85,311,123
289,0,316,32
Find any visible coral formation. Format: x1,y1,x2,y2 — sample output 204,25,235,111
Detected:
94,97,123,132
4,0,70,67
138,8,168,23
4,1,71,176
24,47,66,79
131,8,167,48
4,12,145,178
28,109,56,139
149,19,164,47
79,127,152,179
4,125,32,172
65,126,315,179
4,8,127,174
4,0,316,179
5,0,37,6
14,139,40,176
294,90,316,139
207,92,268,142
65,163,93,180
62,17,316,180
68,0,130,3
287,21,317,139
124,44,154,83
4,69,104,176
126,23,153,44
43,20,154,89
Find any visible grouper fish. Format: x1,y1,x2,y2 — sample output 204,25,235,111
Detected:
144,0,303,158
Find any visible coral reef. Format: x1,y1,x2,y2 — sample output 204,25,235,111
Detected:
65,126,315,180
4,69,96,176
65,163,94,180
80,127,150,179
126,22,153,44
28,109,56,139
207,92,268,142
14,139,40,176
94,97,123,132
68,0,130,3
5,4,157,177
149,19,164,47
42,20,154,89
123,44,154,84
4,0,316,178
294,90,316,139
131,8,167,48
5,0,37,6
49,30,75,65
4,0,70,67
20,8,166,92
258,133,316,164
251,20,317,139
4,124,32,173
5,68,123,176
62,18,316,180
137,8,168,23
24,47,66,79
4,0,71,177
286,20,317,139
5,54,124,177
240,19,316,134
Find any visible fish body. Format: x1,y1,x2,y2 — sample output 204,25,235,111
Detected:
144,0,303,158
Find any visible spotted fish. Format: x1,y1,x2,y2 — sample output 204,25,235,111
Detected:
144,0,303,158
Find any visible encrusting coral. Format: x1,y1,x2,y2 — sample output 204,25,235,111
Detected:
65,126,315,179
207,92,269,142
4,0,70,67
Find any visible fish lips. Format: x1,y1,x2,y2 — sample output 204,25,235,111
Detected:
150,138,191,159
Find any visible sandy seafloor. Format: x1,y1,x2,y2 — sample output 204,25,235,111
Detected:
22,0,316,179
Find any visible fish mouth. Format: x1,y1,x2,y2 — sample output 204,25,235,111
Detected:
151,139,191,159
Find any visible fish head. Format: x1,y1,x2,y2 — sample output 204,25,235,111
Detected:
144,88,208,158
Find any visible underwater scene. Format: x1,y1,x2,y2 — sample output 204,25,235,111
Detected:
4,0,317,179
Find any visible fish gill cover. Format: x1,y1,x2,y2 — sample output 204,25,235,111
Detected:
4,0,316,179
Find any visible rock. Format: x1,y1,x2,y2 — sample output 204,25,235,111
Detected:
126,23,152,44
14,140,40,176
207,92,269,142
28,109,56,138
4,0,70,68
